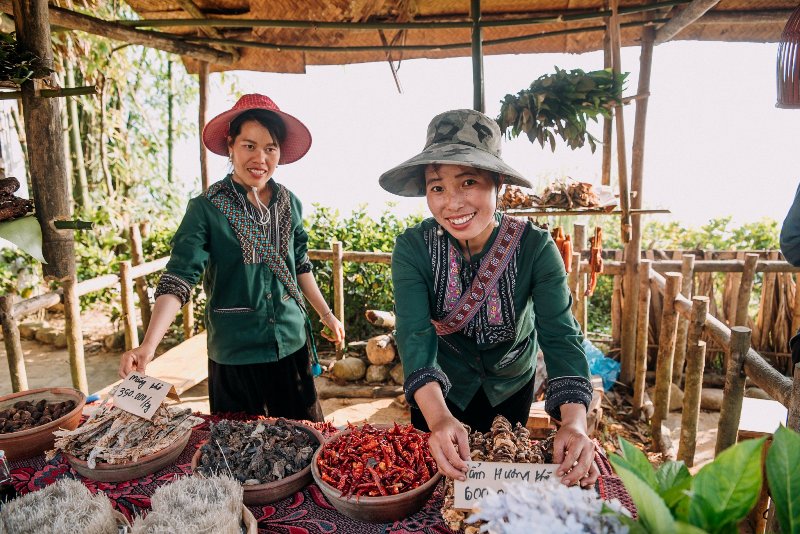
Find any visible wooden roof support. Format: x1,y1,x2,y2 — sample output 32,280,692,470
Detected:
471,0,484,113
175,0,240,62
0,0,234,65
655,0,721,44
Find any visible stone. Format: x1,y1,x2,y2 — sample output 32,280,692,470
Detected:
35,327,59,345
332,356,366,382
744,387,773,400
390,362,404,386
103,331,125,351
18,322,45,340
53,333,68,349
647,382,684,412
366,334,396,365
365,364,391,383
700,387,724,412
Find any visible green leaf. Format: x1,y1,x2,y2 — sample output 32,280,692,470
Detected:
612,438,659,489
689,437,765,533
766,426,800,534
656,461,693,511
0,215,45,263
613,462,677,533
674,521,710,534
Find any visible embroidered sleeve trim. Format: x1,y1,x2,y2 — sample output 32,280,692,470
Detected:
544,375,593,421
154,273,192,307
404,367,452,410
296,254,313,274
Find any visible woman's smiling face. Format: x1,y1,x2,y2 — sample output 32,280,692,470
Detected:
228,119,280,190
424,163,499,251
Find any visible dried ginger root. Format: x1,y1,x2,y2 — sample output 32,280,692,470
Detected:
440,416,554,532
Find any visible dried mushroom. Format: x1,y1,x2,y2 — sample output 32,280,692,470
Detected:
0,399,76,434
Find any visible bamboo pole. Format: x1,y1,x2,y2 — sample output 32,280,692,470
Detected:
735,253,759,327
789,362,800,432
651,272,682,446
677,296,709,466
794,273,800,334
609,0,631,244
332,241,345,353
633,259,652,416
0,295,28,392
611,250,623,348
470,0,484,113
654,0,721,44
715,326,751,455
119,261,139,351
672,254,695,386
198,61,210,192
182,299,194,340
574,224,587,333
601,0,612,187
62,276,88,394
725,251,745,322
129,224,152,331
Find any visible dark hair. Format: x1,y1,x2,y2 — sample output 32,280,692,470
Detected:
227,109,286,147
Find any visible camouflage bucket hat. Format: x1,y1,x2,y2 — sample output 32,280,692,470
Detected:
379,109,532,197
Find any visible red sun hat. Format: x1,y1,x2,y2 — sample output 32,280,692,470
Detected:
201,94,312,164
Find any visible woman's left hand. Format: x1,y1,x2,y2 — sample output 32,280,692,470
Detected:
552,405,600,488
320,314,345,345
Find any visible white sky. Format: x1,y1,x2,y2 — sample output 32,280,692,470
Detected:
193,39,799,228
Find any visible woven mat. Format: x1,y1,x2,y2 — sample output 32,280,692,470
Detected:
8,414,635,532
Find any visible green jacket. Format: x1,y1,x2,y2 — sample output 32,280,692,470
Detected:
391,215,591,418
159,176,311,365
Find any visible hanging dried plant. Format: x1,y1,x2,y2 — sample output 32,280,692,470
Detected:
0,32,53,85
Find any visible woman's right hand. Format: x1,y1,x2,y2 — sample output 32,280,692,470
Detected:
118,345,155,379
427,413,471,481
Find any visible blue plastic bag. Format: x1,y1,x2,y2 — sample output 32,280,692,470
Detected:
582,339,619,391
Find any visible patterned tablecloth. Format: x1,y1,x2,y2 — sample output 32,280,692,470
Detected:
7,413,635,533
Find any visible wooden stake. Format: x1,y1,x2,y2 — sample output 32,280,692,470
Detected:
651,272,681,445
574,224,587,333
788,362,800,432
672,254,695,386
601,0,613,187
119,261,139,351
0,295,28,392
633,259,652,416
62,276,88,394
569,252,581,322
332,241,345,353
609,0,631,244
198,61,210,192
715,326,751,455
794,272,800,334
677,339,706,467
611,250,623,348
182,299,194,340
129,224,152,331
734,253,759,326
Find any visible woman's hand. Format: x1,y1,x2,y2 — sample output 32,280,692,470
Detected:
552,404,600,488
427,413,471,481
320,313,345,345
118,345,155,379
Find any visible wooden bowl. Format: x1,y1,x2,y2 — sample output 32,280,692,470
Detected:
191,419,324,506
310,426,442,523
0,387,86,461
66,426,192,482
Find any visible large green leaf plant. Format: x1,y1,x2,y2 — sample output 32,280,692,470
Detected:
609,427,800,534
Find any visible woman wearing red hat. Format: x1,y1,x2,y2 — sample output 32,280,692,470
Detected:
118,94,344,420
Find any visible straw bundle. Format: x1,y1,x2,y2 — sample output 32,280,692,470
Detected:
0,478,117,534
132,475,243,534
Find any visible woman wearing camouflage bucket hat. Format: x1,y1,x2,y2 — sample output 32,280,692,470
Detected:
382,109,597,487
118,94,344,420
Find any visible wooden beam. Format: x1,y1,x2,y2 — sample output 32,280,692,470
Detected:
471,0,484,113
655,0,721,44
0,0,234,65
175,0,240,61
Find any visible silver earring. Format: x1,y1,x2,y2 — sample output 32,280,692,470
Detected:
436,225,444,236
493,218,500,228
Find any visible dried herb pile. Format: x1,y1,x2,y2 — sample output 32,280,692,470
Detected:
49,403,200,468
316,422,437,498
0,32,52,85
0,398,75,434
0,177,34,223
441,416,554,533
195,419,318,485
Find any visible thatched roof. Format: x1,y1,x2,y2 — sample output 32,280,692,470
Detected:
120,0,797,73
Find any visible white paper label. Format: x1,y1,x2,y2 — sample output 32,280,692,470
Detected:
113,373,175,420
453,461,561,510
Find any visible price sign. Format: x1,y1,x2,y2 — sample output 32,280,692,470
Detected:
113,373,177,420
453,461,561,510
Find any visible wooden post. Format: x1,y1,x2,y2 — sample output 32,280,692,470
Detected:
677,297,709,466
470,0,484,113
182,298,194,339
633,259,652,416
569,252,580,322
793,273,800,335
609,0,631,244
64,34,89,209
735,253,759,326
651,272,682,445
574,224,587,333
119,260,139,351
788,362,800,432
332,241,345,353
198,61,210,191
620,249,638,385
672,254,696,386
13,0,76,279
715,326,751,455
62,276,88,394
677,340,706,467
0,295,28,392
129,224,152,331
601,0,612,187
611,250,623,348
